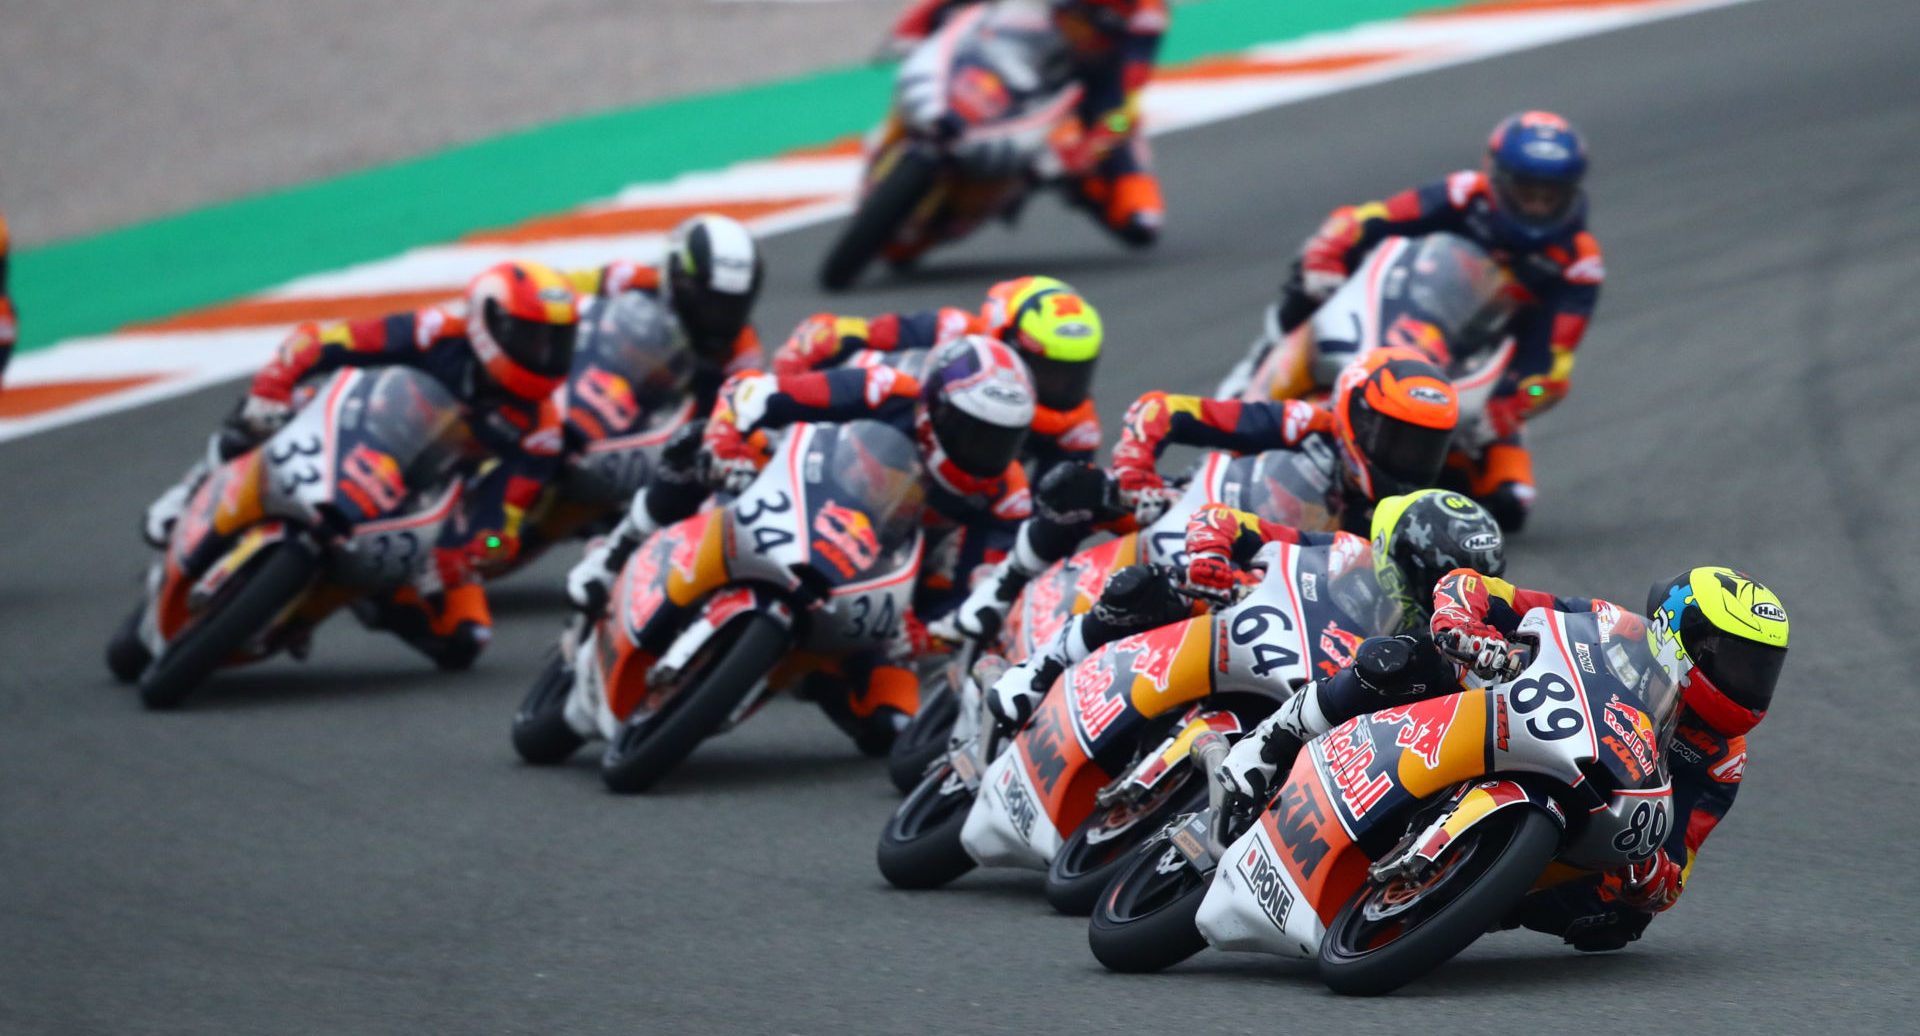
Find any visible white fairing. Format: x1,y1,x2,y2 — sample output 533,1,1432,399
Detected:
961,749,1059,869
1198,825,1321,958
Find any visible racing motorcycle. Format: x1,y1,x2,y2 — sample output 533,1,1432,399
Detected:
476,291,697,579
1216,233,1522,441
511,419,927,793
104,367,472,708
819,1,1082,290
878,533,1403,915
1088,606,1678,996
884,442,1343,794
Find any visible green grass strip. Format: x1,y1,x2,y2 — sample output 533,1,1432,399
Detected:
10,0,1444,351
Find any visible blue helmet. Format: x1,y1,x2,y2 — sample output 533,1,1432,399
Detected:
1484,111,1588,247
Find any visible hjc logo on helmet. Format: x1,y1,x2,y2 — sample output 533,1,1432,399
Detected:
1463,532,1501,552
1408,385,1451,405
1751,602,1786,622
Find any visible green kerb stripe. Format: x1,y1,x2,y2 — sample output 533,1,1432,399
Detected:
10,0,1446,351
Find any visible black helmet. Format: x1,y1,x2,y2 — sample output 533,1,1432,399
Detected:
1645,567,1789,734
1369,489,1506,622
660,214,764,363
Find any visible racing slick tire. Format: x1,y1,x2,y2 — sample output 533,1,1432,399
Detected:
886,670,959,794
1046,779,1208,916
876,759,978,889
819,149,939,291
137,543,318,710
1317,804,1561,996
106,601,152,685
598,613,788,794
511,652,586,765
1087,829,1212,973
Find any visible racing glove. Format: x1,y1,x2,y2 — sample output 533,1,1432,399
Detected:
699,418,762,494
1114,465,1179,527
1433,619,1526,680
1034,461,1128,527
1614,852,1684,912
1182,505,1251,604
772,314,845,376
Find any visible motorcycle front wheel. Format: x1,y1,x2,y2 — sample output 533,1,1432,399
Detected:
876,759,977,890
1047,778,1208,916
1317,804,1560,996
137,543,317,710
105,600,152,685
886,670,958,794
1086,830,1213,974
511,651,585,765
818,149,939,291
598,613,788,794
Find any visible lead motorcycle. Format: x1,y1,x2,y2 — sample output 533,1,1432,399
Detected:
1217,233,1521,445
105,367,473,708
477,291,697,579
878,533,1405,915
820,2,1082,290
511,419,928,793
1089,606,1678,996
885,440,1344,793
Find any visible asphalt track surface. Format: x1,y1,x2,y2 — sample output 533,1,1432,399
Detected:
4,0,1917,1032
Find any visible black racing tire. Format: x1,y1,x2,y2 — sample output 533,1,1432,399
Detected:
1317,805,1561,996
1046,778,1208,917
1087,831,1213,974
818,149,940,291
511,652,585,765
876,759,978,890
598,613,788,794
886,670,959,794
105,601,152,685
137,544,318,710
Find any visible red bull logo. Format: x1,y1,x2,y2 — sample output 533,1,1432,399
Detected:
813,500,881,577
574,366,639,434
1602,694,1657,779
1316,619,1365,678
341,444,406,514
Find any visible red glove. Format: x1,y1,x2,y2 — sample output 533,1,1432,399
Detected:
701,419,763,493
1299,212,1358,299
773,314,841,376
1432,612,1522,680
1615,852,1683,912
1484,393,1526,441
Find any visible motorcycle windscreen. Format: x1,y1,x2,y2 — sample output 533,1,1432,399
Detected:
1222,449,1337,533
338,368,473,519
571,293,695,432
803,420,926,584
1388,234,1521,372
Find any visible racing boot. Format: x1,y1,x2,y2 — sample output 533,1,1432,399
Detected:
819,659,921,756
1070,170,1163,248
353,582,492,672
1467,440,1536,534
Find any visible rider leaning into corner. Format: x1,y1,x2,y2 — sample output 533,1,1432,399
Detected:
887,0,1170,246
1271,110,1604,533
566,335,1040,752
0,210,16,388
933,346,1461,643
1212,557,1786,951
773,274,1105,469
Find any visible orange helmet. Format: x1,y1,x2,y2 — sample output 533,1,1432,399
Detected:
466,260,580,402
1331,347,1459,502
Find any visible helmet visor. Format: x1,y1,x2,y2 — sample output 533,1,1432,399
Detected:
672,268,757,359
1492,169,1578,229
931,396,1029,478
1349,407,1452,497
487,303,576,379
1025,353,1097,412
1690,628,1786,714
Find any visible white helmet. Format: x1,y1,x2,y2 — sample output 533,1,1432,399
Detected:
918,335,1036,479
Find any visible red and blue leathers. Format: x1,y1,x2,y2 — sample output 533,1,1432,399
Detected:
0,212,16,387
1296,171,1606,527
888,0,1168,242
772,307,1101,469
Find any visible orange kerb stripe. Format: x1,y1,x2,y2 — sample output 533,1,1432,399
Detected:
0,374,169,418
128,289,459,334
462,197,834,245
1417,0,1674,18
781,135,865,159
1161,50,1413,82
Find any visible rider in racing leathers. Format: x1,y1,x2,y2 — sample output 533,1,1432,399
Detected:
1213,565,1788,951
568,213,767,413
1270,111,1603,532
885,0,1169,246
934,347,1461,644
566,335,1039,752
140,261,580,670
773,275,1104,469
0,210,16,388
981,489,1507,732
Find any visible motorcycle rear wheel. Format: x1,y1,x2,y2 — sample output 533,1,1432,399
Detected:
886,671,958,794
1317,804,1560,996
1046,779,1207,916
137,543,318,710
598,613,787,794
818,149,939,291
1087,831,1213,973
511,651,585,765
876,759,977,889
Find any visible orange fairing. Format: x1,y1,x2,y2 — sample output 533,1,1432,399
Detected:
1384,691,1492,801
1122,618,1217,720
210,452,266,537
1017,678,1106,836
1262,326,1318,401
665,512,731,607
1264,752,1369,925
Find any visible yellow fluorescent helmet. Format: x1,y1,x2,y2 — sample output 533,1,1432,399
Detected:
1014,289,1104,362
1678,566,1790,647
982,275,1073,337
